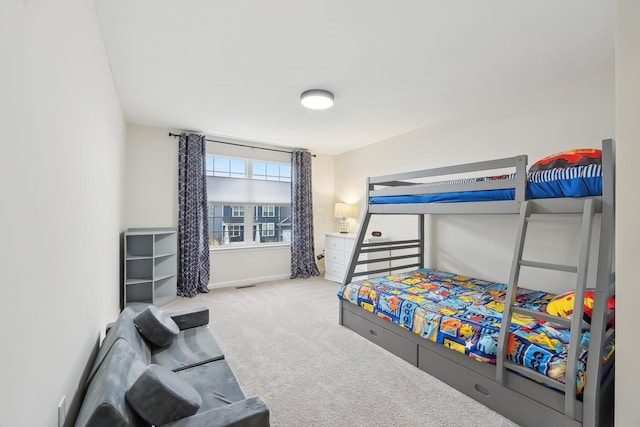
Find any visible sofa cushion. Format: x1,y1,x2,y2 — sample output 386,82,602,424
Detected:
175,360,246,413
169,306,210,330
160,397,270,427
126,364,202,425
87,307,152,384
75,339,148,427
151,326,225,371
135,306,180,347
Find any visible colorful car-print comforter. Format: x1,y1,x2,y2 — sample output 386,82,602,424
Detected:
337,268,613,394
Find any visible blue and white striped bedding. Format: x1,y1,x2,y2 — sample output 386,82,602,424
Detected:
369,164,602,204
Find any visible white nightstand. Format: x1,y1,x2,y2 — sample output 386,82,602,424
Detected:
324,233,390,283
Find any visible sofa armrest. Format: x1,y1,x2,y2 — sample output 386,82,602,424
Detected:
169,306,210,330
161,396,269,427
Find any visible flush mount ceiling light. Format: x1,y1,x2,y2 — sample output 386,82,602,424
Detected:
300,89,334,110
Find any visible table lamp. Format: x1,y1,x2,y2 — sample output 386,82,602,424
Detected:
334,202,356,233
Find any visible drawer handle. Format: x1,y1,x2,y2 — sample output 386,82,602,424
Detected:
474,384,490,397
369,329,378,337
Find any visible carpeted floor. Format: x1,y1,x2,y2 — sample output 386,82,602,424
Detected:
164,277,520,427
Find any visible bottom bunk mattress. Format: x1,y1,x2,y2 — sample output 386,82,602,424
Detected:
337,268,614,394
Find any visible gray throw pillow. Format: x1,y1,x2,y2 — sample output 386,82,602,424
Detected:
134,306,180,347
126,364,202,425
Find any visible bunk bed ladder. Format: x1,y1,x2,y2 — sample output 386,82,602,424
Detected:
583,139,616,427
496,198,596,421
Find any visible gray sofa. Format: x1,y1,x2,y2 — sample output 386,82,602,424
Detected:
75,306,270,427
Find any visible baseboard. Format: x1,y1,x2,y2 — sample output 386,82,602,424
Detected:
208,274,291,290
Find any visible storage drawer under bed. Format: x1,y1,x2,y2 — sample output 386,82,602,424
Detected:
342,308,418,365
340,302,591,427
416,345,582,427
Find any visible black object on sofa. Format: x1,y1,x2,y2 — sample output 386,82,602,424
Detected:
75,306,270,427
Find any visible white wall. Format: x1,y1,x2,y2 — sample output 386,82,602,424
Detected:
0,1,125,426
615,1,639,424
125,124,335,287
335,68,614,291
311,152,336,259
209,246,291,287
125,124,179,227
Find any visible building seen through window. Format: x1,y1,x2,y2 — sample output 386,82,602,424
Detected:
208,204,291,245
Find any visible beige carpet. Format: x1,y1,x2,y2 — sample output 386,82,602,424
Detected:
164,277,520,427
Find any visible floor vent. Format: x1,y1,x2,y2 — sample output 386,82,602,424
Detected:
234,284,256,289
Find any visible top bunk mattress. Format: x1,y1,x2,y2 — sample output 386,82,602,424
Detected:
369,146,604,205
337,268,614,394
370,164,602,205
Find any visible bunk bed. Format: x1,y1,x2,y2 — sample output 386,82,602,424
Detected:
337,140,615,427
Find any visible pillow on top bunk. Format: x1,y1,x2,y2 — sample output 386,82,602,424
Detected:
545,290,615,326
526,148,603,198
529,148,601,172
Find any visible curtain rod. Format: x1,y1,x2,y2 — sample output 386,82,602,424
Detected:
168,132,315,157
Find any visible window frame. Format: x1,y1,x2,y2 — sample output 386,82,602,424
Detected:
206,155,291,183
207,156,247,178
206,150,292,249
261,222,275,237
251,161,292,182
228,224,244,238
262,206,275,217
231,206,245,217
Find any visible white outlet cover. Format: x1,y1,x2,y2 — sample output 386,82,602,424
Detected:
58,395,66,427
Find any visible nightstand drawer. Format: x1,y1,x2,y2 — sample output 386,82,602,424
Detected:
324,233,368,284
343,237,356,253
325,248,346,266
325,235,345,251
325,263,347,283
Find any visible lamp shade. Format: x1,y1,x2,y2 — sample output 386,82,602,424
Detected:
334,202,355,219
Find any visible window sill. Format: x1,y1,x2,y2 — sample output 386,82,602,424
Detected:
209,242,291,253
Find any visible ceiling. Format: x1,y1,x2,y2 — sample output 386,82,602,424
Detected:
94,1,613,155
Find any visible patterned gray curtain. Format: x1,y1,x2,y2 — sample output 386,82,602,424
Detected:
290,150,320,279
177,133,210,297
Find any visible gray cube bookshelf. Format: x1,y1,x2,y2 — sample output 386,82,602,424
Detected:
124,228,177,310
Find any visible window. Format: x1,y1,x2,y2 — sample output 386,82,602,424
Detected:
205,156,291,182
206,151,291,247
208,204,247,245
253,206,290,242
206,156,246,178
252,162,291,182
228,225,244,238
262,206,275,217
232,206,245,217
208,204,291,245
260,223,275,237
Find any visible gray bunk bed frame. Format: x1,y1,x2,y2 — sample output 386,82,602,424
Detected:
339,139,615,427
